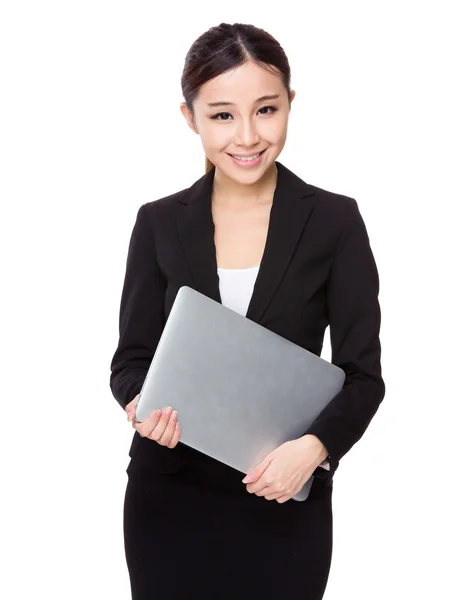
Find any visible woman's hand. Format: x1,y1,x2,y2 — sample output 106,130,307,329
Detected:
242,434,328,503
125,394,181,449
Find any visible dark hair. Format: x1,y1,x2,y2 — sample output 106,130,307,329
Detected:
180,23,292,173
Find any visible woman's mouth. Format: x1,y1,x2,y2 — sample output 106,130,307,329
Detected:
227,149,267,167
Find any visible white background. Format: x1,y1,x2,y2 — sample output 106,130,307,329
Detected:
1,1,472,598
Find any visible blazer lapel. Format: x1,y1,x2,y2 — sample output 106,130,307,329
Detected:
176,167,222,304
246,163,315,323
175,161,316,323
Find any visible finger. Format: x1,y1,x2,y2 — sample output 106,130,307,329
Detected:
253,482,284,498
148,406,174,442
136,409,162,437
126,394,140,421
247,476,275,495
158,410,179,446
126,405,135,422
254,486,273,498
263,489,287,501
242,455,272,484
167,421,181,449
275,494,293,504
133,410,160,435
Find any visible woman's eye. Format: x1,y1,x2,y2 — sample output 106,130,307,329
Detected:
210,106,277,120
212,112,232,121
258,105,277,115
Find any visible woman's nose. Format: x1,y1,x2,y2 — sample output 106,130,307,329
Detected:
233,118,260,147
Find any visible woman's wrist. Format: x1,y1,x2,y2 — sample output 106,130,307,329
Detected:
299,433,329,464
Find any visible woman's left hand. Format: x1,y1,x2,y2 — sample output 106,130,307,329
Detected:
242,434,329,503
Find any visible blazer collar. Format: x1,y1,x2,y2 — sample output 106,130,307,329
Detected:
176,161,316,324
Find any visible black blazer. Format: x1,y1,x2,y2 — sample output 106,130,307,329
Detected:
110,161,385,482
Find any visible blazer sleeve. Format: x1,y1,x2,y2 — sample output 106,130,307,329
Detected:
109,204,166,411
303,198,385,465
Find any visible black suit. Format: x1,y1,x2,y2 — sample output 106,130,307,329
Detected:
110,161,385,599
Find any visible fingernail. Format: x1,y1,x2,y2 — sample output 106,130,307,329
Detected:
242,474,252,484
165,406,173,416
171,410,178,421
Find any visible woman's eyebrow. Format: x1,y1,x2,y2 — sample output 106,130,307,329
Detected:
206,94,280,108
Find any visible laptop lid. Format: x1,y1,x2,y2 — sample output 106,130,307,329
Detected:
135,286,345,501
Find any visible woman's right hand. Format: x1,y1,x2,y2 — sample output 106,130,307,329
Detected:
125,394,181,449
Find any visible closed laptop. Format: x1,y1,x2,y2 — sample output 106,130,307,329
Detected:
135,286,345,501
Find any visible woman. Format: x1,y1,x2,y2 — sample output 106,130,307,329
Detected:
110,22,385,599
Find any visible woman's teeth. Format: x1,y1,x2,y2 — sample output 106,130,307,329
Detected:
231,152,262,161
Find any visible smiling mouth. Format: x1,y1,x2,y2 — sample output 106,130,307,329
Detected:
227,149,267,160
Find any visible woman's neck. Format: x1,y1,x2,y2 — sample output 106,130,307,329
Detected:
212,162,278,209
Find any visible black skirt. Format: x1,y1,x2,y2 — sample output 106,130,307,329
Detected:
123,447,333,600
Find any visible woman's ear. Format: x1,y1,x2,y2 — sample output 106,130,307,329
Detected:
180,102,199,134
289,89,296,109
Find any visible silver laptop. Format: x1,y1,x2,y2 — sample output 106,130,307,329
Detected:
135,286,345,501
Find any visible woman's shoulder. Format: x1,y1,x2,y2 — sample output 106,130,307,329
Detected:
139,168,208,218
303,178,357,208
303,179,361,231
283,162,359,220
133,186,191,233
142,187,189,215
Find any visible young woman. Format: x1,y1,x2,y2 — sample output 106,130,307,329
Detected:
110,22,385,599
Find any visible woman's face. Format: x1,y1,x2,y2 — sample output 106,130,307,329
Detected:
181,60,295,186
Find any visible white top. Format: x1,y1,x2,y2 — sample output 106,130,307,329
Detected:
217,265,331,472
217,264,260,316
